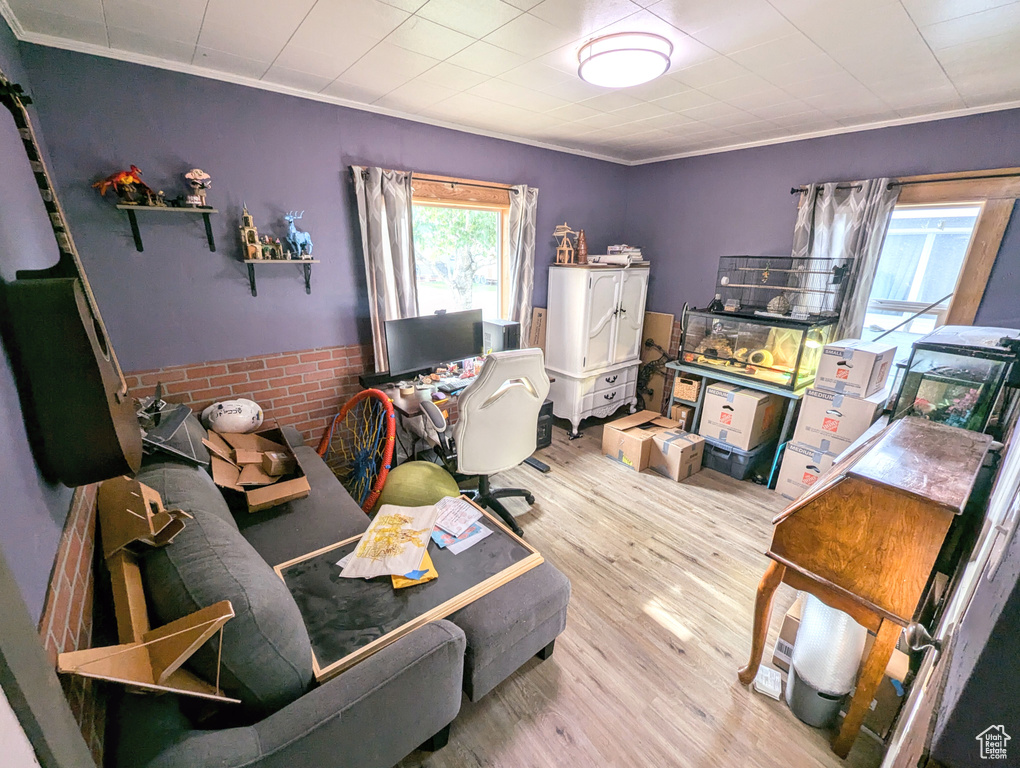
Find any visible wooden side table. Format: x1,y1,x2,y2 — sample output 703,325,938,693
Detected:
738,417,990,757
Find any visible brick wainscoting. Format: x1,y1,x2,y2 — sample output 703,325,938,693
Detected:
37,484,104,766
125,343,375,445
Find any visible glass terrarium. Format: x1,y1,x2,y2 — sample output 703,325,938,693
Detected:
680,311,837,390
891,325,1019,434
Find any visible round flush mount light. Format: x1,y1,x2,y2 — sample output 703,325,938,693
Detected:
577,32,673,89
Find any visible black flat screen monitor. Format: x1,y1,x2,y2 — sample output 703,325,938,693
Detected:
385,309,483,376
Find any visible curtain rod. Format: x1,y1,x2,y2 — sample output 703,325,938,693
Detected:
790,170,1020,195
411,174,514,192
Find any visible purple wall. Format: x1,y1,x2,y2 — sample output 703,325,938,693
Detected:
0,20,74,620
19,45,631,371
626,110,1020,329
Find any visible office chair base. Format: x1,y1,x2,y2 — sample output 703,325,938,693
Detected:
471,475,530,537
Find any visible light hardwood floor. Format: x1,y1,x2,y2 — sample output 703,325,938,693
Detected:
398,425,884,768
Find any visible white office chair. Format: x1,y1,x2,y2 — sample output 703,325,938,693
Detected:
421,349,550,536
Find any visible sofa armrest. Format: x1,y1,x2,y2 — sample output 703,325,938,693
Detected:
141,621,466,768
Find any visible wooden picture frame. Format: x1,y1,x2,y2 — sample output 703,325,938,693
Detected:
273,497,543,682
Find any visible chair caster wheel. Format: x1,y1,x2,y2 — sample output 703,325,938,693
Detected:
525,494,535,505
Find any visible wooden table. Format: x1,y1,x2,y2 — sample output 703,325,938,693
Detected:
737,417,990,757
274,499,542,681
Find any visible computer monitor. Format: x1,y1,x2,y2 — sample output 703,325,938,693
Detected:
385,309,483,376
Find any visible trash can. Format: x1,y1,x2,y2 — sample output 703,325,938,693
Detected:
786,594,867,728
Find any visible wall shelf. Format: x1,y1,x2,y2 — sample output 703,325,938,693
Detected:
243,259,319,297
116,204,218,252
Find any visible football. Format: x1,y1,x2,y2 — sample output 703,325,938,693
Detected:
201,398,264,433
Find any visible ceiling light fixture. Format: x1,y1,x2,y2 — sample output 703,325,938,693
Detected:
577,32,673,89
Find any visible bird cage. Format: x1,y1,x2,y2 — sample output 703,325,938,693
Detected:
715,255,852,320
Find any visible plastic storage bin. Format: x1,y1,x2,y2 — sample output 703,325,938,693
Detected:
701,435,776,481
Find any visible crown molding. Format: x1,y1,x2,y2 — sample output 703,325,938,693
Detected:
0,0,25,39
7,21,1020,169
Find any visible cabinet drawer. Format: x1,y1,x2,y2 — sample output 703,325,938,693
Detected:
584,383,629,412
593,366,635,393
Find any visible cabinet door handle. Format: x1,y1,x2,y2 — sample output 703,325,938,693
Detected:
619,305,627,315
603,392,616,401
605,375,618,384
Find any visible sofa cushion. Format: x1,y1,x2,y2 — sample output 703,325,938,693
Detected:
136,461,236,528
142,503,314,714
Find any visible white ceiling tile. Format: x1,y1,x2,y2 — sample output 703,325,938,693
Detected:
417,61,492,90
334,42,439,94
546,102,603,121
753,53,848,88
285,0,409,55
417,0,523,38
921,3,1020,49
12,8,108,44
723,85,802,112
746,99,814,119
500,61,574,91
690,2,798,54
467,78,571,111
529,0,644,36
379,0,430,11
608,100,673,122
261,64,336,92
628,111,698,130
103,0,206,44
698,73,774,101
199,0,317,56
194,46,272,78
580,90,647,112
8,0,104,23
503,0,545,8
447,41,528,75
902,0,1018,28
386,15,475,59
574,111,631,129
728,33,826,71
482,12,577,57
652,87,715,111
320,79,391,103
107,27,195,62
540,75,607,101
624,72,697,101
374,79,459,112
273,40,375,79
672,57,750,88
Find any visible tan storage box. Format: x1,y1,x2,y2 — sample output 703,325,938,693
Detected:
775,442,838,501
672,374,702,402
669,403,695,431
699,382,782,451
602,410,679,472
207,423,310,512
792,387,886,454
816,339,897,398
649,430,705,481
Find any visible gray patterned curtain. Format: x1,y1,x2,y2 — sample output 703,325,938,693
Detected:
351,166,419,372
507,184,539,343
791,178,900,339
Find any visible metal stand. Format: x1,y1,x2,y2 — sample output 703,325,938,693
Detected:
471,475,529,537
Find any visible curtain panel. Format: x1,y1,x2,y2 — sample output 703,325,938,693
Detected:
507,184,539,343
791,179,900,339
351,166,419,372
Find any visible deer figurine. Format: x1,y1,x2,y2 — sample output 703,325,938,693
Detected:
284,211,313,257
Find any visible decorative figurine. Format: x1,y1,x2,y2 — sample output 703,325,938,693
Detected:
285,211,313,258
184,168,211,207
239,204,262,259
553,222,577,264
576,229,588,265
93,165,153,204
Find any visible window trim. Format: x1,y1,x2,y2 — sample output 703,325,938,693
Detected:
891,169,1020,326
410,174,512,318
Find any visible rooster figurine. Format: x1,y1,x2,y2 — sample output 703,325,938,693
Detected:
93,165,153,203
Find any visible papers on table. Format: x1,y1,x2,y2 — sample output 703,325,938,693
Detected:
431,522,492,554
435,496,483,537
335,552,354,568
340,503,439,579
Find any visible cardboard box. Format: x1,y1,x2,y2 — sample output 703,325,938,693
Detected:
602,410,679,471
816,339,897,398
207,423,310,512
650,430,705,481
771,596,804,673
846,640,910,739
670,403,695,431
529,307,547,352
775,442,838,501
699,382,782,451
792,387,886,454
262,450,296,477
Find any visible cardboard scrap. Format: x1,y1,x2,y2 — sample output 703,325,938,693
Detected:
206,423,309,512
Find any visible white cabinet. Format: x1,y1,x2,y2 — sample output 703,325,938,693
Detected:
545,264,650,436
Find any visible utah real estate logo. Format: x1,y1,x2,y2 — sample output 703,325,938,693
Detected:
976,725,1010,760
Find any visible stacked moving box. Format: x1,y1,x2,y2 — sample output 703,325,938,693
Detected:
775,339,897,500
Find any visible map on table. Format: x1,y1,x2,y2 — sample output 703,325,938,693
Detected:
340,504,439,579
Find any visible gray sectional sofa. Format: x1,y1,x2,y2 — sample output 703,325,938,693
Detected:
108,416,570,768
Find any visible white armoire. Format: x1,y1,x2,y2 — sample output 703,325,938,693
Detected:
545,263,650,437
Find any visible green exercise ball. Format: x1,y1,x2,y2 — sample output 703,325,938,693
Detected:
370,461,460,515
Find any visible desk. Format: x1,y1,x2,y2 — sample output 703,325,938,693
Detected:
665,361,809,475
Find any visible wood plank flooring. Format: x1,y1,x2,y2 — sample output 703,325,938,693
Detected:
398,425,884,768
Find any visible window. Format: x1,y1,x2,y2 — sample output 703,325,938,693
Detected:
861,205,980,357
858,169,1020,361
410,175,510,321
